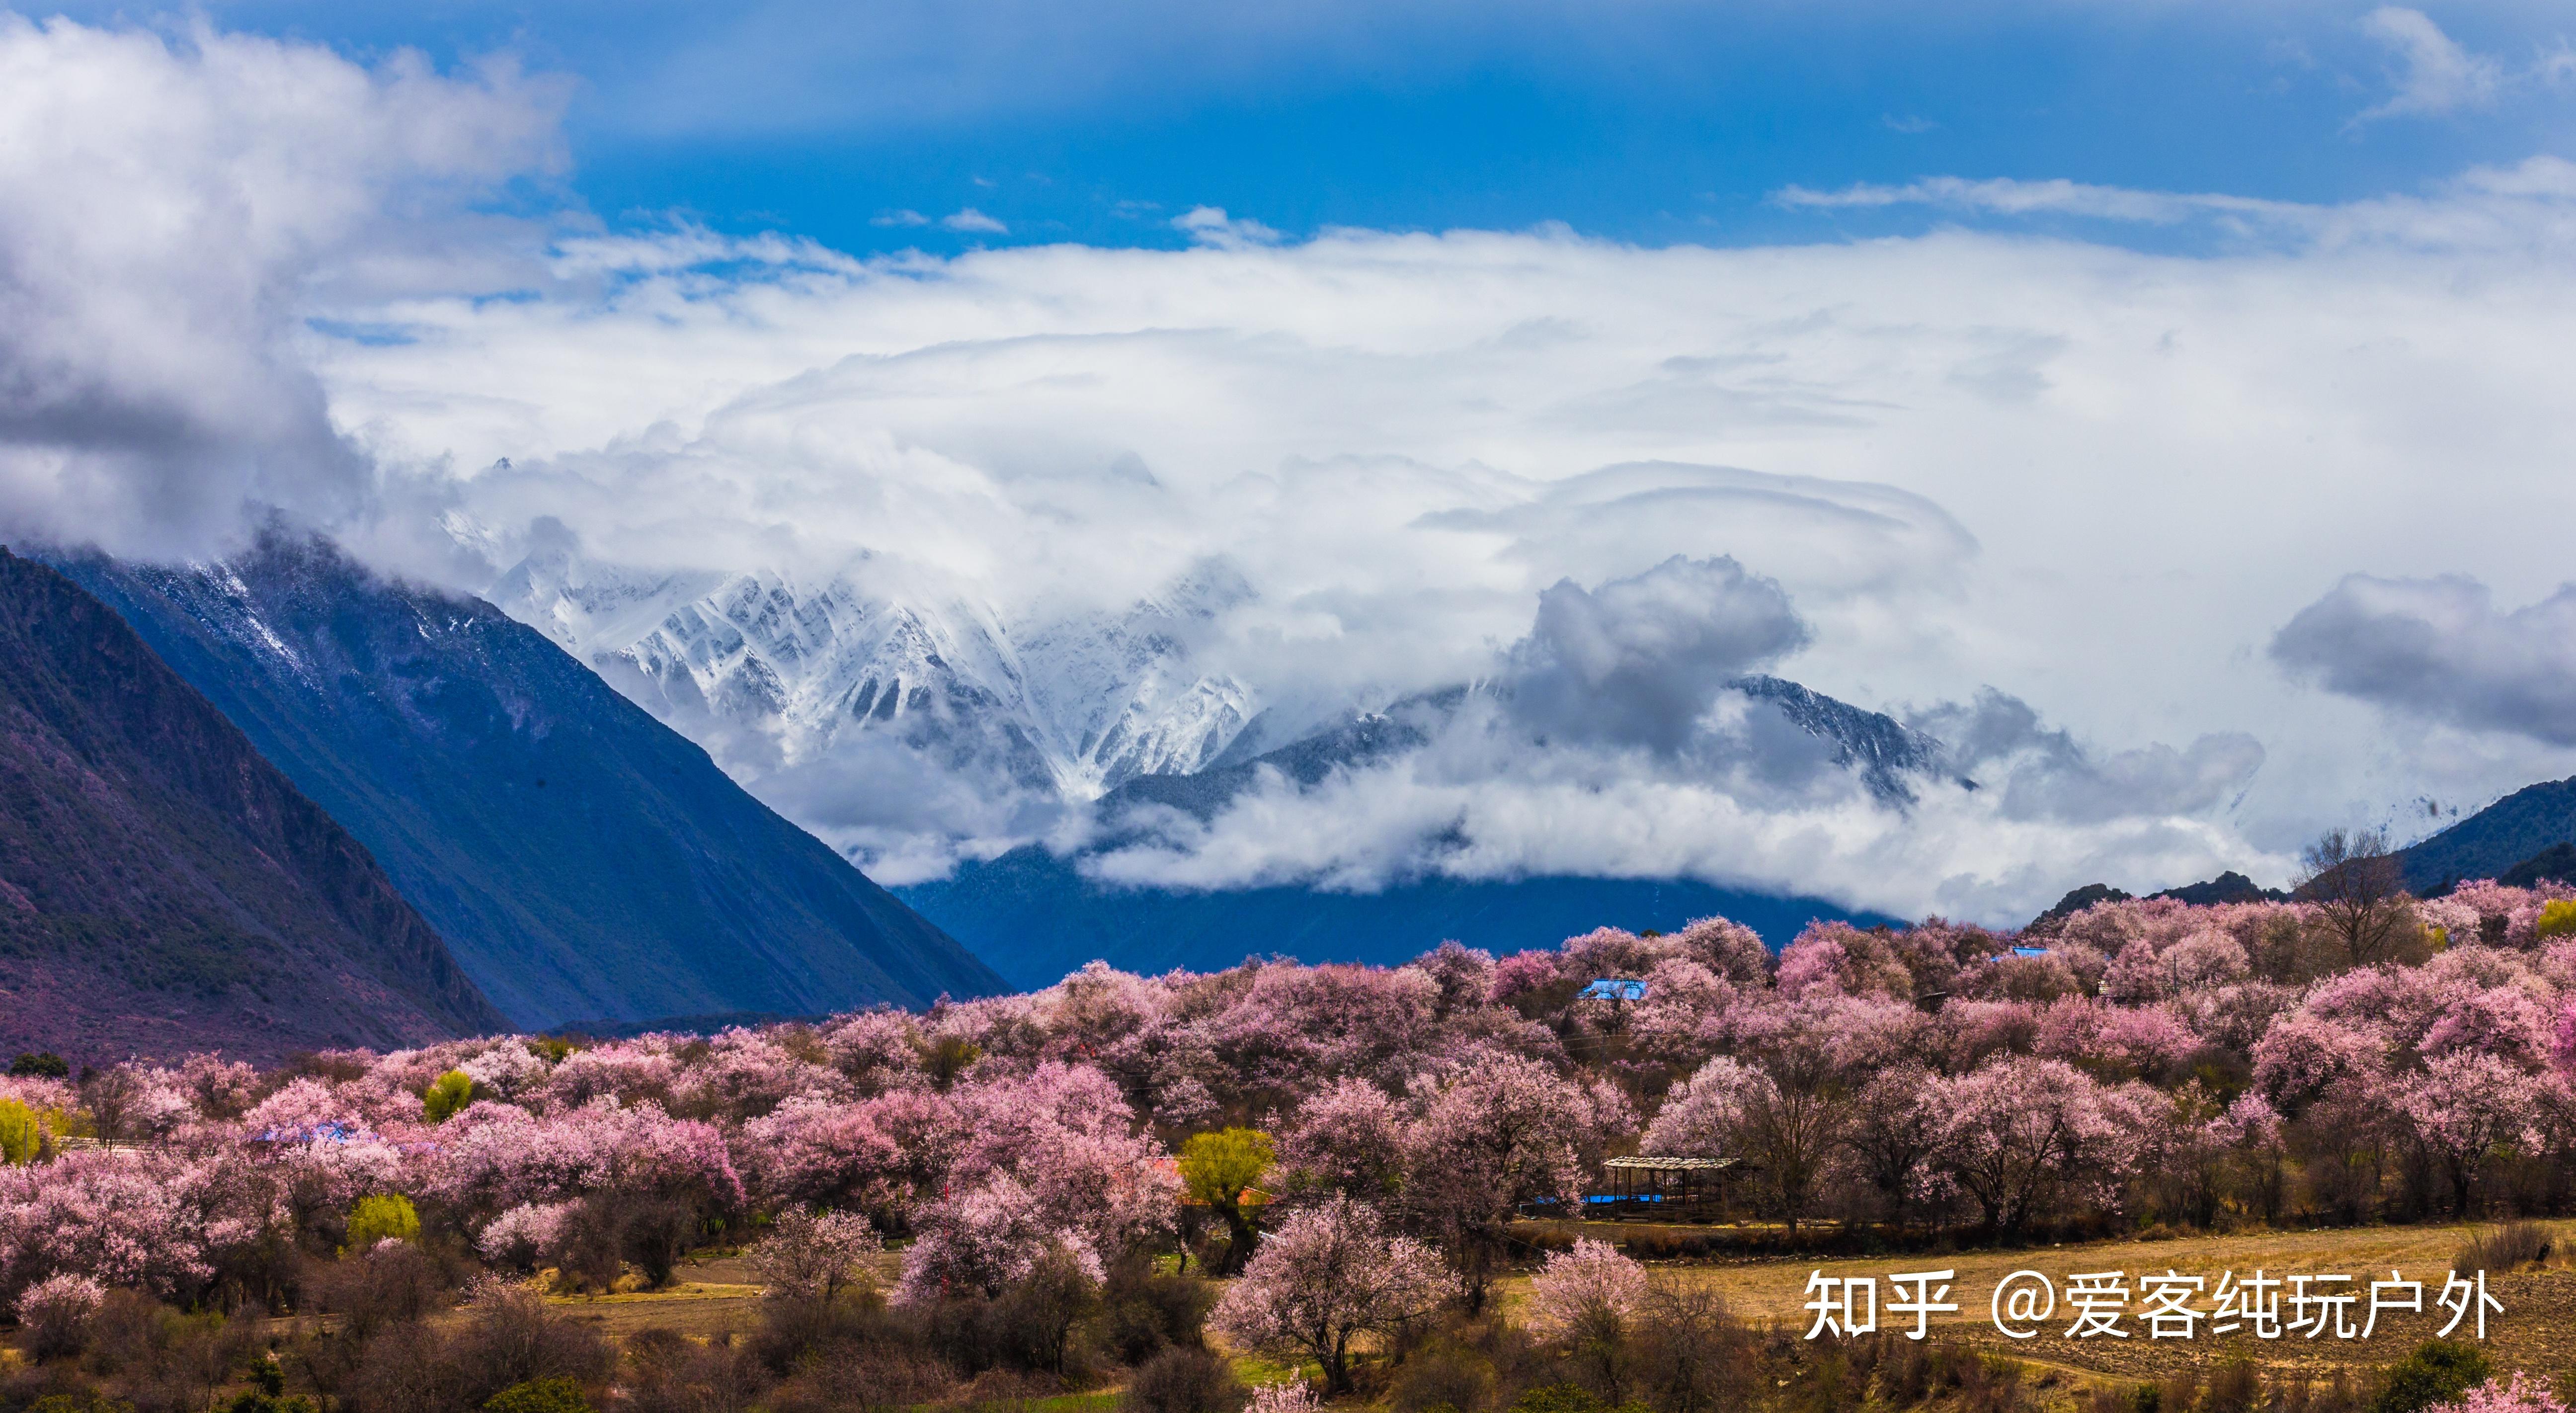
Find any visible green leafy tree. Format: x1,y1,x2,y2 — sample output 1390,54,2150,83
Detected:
8,1052,69,1078
1179,1127,1276,1274
0,1098,43,1165
2373,1341,2492,1413
347,1193,422,1247
2537,900,2576,943
423,1069,475,1124
220,1393,319,1413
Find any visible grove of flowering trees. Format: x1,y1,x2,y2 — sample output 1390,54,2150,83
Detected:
6,876,2576,1396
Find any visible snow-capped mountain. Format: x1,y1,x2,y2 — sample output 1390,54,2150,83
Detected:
484,537,1965,903
489,546,1264,810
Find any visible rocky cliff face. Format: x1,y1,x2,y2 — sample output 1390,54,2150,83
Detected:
0,547,506,1062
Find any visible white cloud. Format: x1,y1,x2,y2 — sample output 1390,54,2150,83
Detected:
942,207,1009,233
0,17,565,562
294,159,2576,915
1774,157,2576,254
873,209,931,227
1174,206,1283,248
1775,175,2297,226
2353,6,2504,123
1081,731,2277,923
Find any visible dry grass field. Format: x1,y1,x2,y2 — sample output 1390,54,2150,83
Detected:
523,1220,2576,1397
1497,1220,2576,1388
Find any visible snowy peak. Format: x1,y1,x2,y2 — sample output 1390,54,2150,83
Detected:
486,547,1263,807
1017,558,1259,790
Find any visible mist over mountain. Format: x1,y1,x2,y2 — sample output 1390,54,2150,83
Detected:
0,547,504,1061
49,534,1005,1030
481,541,1973,979
487,539,1984,866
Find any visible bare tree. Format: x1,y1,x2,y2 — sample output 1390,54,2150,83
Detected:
1737,1041,1847,1240
2294,827,2413,969
78,1063,143,1142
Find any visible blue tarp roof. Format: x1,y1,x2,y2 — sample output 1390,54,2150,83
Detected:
1578,978,1648,1000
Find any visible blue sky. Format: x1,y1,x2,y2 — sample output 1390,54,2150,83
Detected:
59,0,2576,252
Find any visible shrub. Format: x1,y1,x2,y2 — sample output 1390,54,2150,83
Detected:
485,1378,593,1413
1526,1240,1648,1346
624,1328,765,1413
80,1291,247,1413
1096,1256,1216,1365
2375,1342,2494,1413
981,1240,1103,1376
29,1395,131,1413
2089,1388,2139,1413
2206,1360,2262,1413
423,1071,475,1125
2453,1222,2554,1275
1125,1347,1248,1413
218,1394,319,1413
329,1321,458,1413
750,1209,881,1304
1506,1387,1646,1413
14,1273,105,1360
347,1195,422,1249
8,1051,70,1078
307,1240,446,1342
621,1198,699,1290
1389,1347,1496,1413
1246,1384,1322,1413
454,1281,614,1398
1627,1282,1752,1413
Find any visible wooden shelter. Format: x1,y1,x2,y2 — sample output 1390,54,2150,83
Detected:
1584,1155,1747,1222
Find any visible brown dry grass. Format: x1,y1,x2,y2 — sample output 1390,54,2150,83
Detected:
233,1221,2569,1388
1501,1220,2576,1386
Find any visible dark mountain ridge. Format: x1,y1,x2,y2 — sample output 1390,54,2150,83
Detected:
0,547,505,1062
49,535,1004,1030
2397,776,2576,895
897,846,1895,991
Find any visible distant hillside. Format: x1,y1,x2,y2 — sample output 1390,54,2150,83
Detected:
897,845,1890,990
2397,776,2576,894
51,535,1005,1030
0,548,504,1062
2501,843,2576,888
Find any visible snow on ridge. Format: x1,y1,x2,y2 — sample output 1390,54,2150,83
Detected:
484,545,1264,806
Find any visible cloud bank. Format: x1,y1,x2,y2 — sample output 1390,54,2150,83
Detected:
1507,556,1808,753
0,17,564,562
12,16,2576,924
2272,575,2576,748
